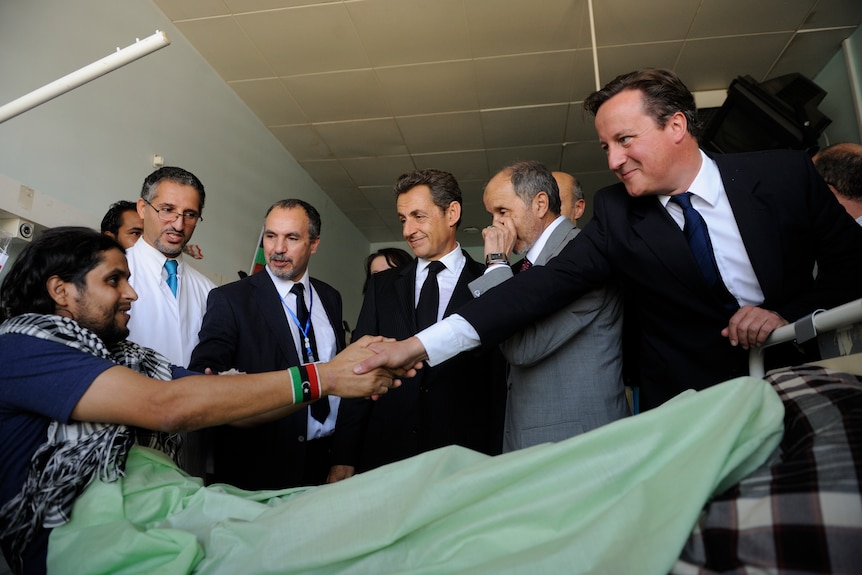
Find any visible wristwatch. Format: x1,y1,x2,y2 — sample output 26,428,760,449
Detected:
485,252,508,266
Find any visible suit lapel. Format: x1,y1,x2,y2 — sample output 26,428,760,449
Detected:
445,251,483,317
253,272,301,365
535,219,577,265
397,260,420,333
310,278,345,352
630,196,707,290
715,156,782,298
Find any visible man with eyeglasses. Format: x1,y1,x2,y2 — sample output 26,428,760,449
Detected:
126,167,216,477
126,166,214,369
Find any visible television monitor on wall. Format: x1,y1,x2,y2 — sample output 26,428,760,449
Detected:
700,73,831,156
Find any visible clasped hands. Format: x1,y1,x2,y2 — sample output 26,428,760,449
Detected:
322,335,426,399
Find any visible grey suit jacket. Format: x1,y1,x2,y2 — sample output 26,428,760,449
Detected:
468,217,628,452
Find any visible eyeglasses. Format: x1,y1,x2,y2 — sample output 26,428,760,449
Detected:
143,199,202,224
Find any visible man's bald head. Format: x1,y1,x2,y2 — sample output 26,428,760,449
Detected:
553,171,585,225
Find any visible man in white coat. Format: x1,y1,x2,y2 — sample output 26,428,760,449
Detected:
126,166,215,367
125,166,216,475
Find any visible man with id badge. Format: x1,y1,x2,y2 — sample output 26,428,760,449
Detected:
190,199,345,489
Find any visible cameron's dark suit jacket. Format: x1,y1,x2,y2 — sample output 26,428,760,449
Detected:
333,252,506,472
189,270,345,489
458,150,862,410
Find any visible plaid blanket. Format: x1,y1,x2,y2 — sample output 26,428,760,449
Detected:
673,365,862,574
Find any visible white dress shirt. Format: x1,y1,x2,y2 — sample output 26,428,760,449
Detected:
126,238,215,367
659,149,764,307
267,266,339,440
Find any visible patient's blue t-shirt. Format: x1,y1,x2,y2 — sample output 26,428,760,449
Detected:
0,333,193,574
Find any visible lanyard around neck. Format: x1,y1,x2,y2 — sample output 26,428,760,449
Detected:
280,284,316,363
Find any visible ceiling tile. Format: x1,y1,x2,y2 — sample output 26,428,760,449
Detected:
593,0,700,46
397,112,484,154
224,0,341,12
675,33,794,90
691,0,815,37
481,105,568,148
343,208,389,227
411,150,490,182
236,4,369,76
230,78,307,125
565,103,598,143
314,118,408,156
151,0,862,246
283,70,390,122
803,0,862,29
339,155,416,186
299,159,356,187
346,0,471,67
152,0,230,20
174,17,273,81
464,0,588,57
486,145,564,174
323,186,373,211
594,42,684,88
374,61,479,116
271,125,333,160
474,52,578,109
769,28,859,79
361,186,398,210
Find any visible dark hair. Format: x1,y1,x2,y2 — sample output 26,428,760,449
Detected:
100,200,138,234
0,227,123,321
265,199,322,239
363,247,412,294
141,166,206,212
393,168,463,227
814,143,862,201
502,160,562,215
583,68,702,139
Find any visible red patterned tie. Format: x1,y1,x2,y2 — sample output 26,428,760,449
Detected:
519,258,532,272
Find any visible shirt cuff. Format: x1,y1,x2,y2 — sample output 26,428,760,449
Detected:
416,314,481,366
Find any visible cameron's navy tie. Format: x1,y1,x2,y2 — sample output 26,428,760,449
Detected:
669,192,722,289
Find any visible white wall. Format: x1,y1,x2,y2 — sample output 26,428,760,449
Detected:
815,24,862,145
0,0,370,322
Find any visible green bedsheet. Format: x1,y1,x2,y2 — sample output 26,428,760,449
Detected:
48,376,784,574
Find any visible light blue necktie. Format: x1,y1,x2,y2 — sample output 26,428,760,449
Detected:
164,259,178,297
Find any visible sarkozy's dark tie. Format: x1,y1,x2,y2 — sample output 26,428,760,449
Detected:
416,261,445,330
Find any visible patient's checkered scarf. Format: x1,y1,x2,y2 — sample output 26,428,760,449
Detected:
0,313,181,572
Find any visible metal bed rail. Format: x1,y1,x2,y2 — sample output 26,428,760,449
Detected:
749,298,862,378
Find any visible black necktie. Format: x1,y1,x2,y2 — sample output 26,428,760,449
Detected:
290,283,328,422
416,261,445,330
519,258,533,273
669,192,722,289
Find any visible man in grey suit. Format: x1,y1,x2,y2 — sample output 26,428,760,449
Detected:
469,160,628,452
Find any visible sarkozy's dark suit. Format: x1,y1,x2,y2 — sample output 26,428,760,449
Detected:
333,252,507,472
